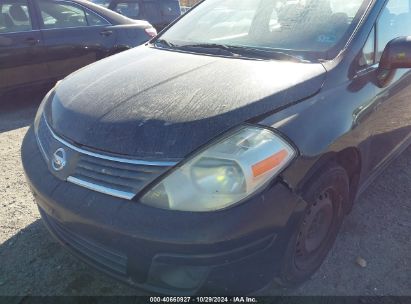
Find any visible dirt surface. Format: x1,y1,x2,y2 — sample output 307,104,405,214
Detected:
0,92,410,296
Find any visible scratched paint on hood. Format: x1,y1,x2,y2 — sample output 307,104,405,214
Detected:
48,45,326,159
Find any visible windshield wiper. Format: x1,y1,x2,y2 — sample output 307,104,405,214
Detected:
178,43,305,62
153,40,237,56
176,43,242,57
225,46,306,62
154,41,307,62
154,38,178,49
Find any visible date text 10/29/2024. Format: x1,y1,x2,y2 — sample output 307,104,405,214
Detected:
149,297,258,303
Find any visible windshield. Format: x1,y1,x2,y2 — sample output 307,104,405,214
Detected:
157,0,372,61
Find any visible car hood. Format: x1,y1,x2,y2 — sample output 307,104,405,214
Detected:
47,46,326,160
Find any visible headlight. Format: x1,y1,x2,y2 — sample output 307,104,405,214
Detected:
141,125,297,212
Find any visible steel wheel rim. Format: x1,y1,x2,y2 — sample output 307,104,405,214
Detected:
294,188,335,270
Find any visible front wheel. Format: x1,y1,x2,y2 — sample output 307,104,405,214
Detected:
276,164,349,287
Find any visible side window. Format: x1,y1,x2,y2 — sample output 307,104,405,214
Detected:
0,0,32,33
38,1,88,29
85,10,109,26
114,2,140,19
41,11,57,26
160,1,180,17
359,27,375,67
143,2,161,20
376,0,411,62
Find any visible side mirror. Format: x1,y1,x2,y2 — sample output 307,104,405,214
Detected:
379,36,411,70
377,36,411,87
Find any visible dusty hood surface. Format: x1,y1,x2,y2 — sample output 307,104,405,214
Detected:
48,45,326,159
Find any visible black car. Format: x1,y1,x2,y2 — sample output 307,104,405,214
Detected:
0,0,156,94
22,0,411,295
106,0,181,31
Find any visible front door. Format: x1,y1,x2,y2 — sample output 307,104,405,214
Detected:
34,0,115,81
0,0,47,92
367,0,411,173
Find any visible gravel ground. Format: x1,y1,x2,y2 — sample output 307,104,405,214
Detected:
0,92,410,296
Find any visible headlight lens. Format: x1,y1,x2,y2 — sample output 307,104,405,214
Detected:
141,125,296,212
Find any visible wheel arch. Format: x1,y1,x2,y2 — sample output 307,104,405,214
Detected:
298,147,362,214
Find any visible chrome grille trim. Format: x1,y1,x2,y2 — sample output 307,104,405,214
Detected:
36,115,55,162
36,134,49,162
68,176,135,200
42,116,179,167
37,114,180,199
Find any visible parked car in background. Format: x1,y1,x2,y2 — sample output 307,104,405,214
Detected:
0,0,156,94
103,0,181,31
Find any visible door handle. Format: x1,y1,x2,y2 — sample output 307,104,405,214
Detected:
100,30,113,37
24,37,40,45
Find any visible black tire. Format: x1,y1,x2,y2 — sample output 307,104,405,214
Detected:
276,164,349,287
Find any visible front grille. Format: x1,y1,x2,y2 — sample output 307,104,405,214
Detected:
43,210,128,276
36,114,177,199
72,154,169,197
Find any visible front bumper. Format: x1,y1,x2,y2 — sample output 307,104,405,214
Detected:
22,127,306,295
